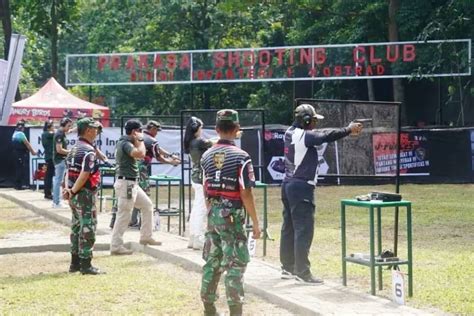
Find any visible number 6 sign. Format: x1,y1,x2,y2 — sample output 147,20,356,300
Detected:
392,269,406,305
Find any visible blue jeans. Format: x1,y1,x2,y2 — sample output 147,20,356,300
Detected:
280,179,315,278
53,160,66,205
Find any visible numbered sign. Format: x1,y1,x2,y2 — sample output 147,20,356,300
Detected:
392,269,405,305
247,235,256,257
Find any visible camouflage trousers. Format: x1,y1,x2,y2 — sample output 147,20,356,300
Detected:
201,203,250,307
138,161,151,194
70,188,97,259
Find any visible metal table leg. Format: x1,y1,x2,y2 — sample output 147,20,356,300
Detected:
407,204,413,297
369,206,376,295
377,206,383,290
341,202,347,286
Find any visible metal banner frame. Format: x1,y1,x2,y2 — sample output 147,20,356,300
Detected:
66,39,471,86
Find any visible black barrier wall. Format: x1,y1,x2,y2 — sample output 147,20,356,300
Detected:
0,125,473,187
0,126,30,187
262,125,474,184
404,128,472,183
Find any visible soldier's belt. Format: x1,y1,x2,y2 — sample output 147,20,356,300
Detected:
117,176,138,181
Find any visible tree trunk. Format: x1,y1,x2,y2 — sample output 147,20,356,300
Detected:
365,59,375,100
388,0,406,124
198,0,211,109
50,0,58,79
367,79,375,101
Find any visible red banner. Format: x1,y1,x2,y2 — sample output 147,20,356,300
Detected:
373,132,430,175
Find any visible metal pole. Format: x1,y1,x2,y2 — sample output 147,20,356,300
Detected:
394,102,402,255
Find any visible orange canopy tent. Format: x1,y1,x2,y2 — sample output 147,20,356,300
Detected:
8,77,110,126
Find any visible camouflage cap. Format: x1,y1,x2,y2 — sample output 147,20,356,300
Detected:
77,117,102,130
295,103,324,120
146,120,162,131
216,109,239,124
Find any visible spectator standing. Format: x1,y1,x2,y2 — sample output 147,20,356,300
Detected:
63,118,104,275
52,117,73,208
41,119,55,199
183,116,213,250
200,110,260,316
11,119,37,190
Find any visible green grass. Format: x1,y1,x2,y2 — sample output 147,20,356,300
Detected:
0,199,49,238
0,253,202,314
0,252,289,315
262,183,474,314
98,183,474,314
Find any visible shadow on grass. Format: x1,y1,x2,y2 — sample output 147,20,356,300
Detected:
0,271,72,286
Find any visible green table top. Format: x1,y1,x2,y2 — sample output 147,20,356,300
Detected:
149,174,182,181
341,199,411,207
255,181,267,188
99,167,116,172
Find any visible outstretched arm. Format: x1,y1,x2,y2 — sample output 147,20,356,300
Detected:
23,138,37,156
307,122,363,146
157,147,181,165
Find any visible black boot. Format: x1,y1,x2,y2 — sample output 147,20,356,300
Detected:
229,304,242,316
203,302,217,316
80,258,105,275
69,254,81,273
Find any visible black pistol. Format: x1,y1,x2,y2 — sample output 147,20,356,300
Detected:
354,118,373,123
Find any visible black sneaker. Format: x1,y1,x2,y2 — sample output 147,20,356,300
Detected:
81,266,106,275
295,274,324,285
281,269,295,279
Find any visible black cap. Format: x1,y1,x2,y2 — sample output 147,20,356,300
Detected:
124,119,143,132
16,119,26,128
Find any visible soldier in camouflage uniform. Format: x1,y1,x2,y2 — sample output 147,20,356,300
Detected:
200,110,261,316
63,118,104,275
129,120,180,227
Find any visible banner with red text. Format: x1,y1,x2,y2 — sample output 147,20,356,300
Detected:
66,39,471,86
373,132,430,176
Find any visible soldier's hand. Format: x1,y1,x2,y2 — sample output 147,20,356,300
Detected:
252,225,261,239
63,189,72,200
348,122,363,136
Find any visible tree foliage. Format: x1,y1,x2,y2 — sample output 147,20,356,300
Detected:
2,0,472,125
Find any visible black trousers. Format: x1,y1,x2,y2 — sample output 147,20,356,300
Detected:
280,180,315,278
14,151,29,189
44,159,55,197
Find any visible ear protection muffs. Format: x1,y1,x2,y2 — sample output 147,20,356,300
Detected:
302,113,313,127
295,104,315,127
